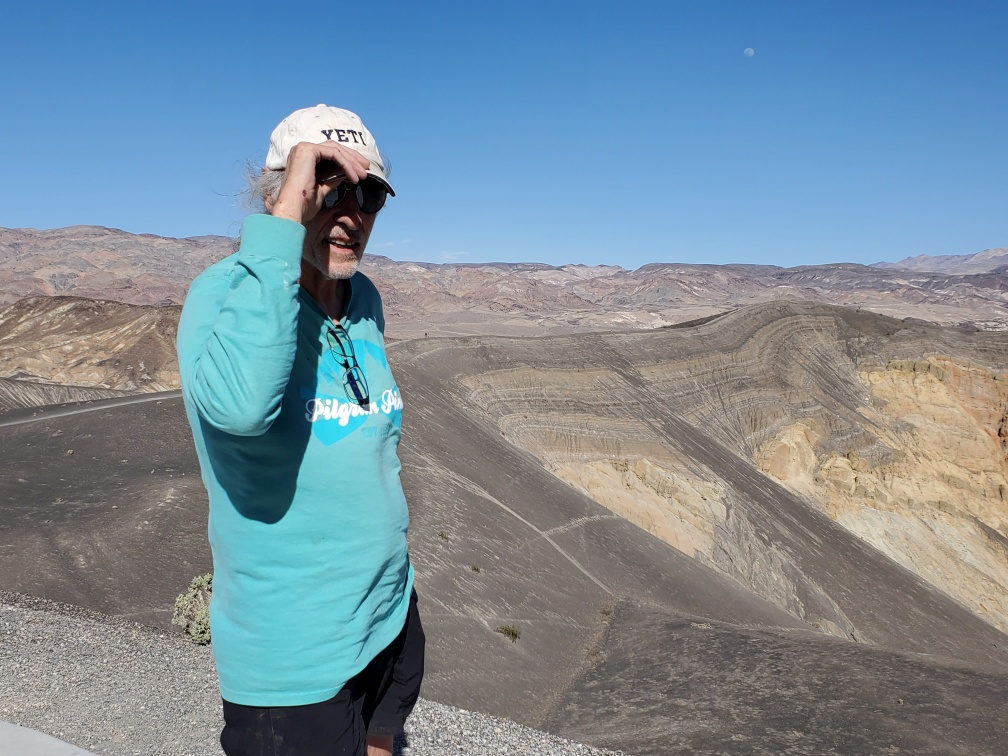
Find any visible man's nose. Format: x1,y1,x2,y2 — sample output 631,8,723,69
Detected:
328,191,364,225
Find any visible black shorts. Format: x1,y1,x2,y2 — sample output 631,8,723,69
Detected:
220,589,425,756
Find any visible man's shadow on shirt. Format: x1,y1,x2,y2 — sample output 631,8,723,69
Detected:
203,300,368,524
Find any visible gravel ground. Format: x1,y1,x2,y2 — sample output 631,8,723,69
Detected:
0,593,625,756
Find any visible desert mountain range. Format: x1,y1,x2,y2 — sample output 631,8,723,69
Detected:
2,226,1008,753
3,225,1008,337
873,246,1008,274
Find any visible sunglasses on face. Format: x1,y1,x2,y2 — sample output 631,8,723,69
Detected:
321,176,388,214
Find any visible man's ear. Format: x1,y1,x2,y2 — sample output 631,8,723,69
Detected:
261,167,277,212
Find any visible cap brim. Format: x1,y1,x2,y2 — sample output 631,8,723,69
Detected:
316,167,395,197
368,172,395,197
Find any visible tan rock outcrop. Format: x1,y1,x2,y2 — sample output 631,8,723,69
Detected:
756,356,1008,632
550,459,726,558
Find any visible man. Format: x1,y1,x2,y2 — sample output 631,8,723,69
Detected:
177,104,424,756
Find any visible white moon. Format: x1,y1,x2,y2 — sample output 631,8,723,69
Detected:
744,47,755,57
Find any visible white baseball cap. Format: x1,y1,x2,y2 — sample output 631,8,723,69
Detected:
264,104,394,195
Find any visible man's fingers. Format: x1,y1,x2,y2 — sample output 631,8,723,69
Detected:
286,141,369,184
313,142,370,183
273,141,372,224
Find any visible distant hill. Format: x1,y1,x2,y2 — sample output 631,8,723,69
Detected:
3,225,1008,335
873,247,1008,274
0,225,233,307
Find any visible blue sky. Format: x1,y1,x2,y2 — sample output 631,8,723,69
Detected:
2,1,1005,268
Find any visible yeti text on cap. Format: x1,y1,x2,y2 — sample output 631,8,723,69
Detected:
320,128,368,146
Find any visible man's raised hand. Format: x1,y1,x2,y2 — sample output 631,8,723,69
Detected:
270,141,371,225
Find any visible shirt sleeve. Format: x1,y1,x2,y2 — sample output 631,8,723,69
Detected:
176,214,305,436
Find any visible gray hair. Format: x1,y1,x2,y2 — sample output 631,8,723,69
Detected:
246,166,285,212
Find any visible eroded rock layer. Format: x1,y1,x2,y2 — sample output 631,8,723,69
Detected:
757,355,1008,632
439,302,1008,639
0,296,180,391
0,377,128,414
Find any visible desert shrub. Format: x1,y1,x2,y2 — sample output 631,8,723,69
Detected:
173,573,213,645
495,624,520,643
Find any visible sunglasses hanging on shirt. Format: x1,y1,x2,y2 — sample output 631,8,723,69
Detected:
325,324,371,407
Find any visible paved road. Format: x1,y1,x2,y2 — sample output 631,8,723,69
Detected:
0,391,182,429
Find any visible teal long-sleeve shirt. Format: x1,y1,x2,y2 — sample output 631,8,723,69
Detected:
177,213,413,706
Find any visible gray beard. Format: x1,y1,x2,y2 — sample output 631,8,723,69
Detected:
326,258,360,280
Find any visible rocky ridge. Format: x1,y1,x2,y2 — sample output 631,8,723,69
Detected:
0,378,128,415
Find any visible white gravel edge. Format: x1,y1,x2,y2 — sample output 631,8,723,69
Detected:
0,593,626,756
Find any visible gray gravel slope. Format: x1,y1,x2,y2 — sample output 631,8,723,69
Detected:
0,593,625,756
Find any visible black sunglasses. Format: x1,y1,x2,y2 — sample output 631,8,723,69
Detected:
326,324,370,407
321,176,388,214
